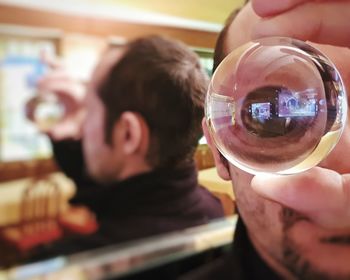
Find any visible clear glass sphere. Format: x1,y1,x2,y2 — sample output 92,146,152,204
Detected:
25,60,66,132
25,94,65,132
206,37,347,175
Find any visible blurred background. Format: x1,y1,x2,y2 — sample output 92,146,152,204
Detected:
0,0,244,180
0,2,243,278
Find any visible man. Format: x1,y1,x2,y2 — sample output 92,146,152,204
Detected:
186,1,350,279
23,35,224,260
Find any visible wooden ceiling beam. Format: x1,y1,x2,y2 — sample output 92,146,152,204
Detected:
0,4,218,48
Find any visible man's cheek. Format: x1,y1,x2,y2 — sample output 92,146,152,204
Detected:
231,170,263,218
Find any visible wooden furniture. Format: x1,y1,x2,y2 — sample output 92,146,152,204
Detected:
194,144,215,170
0,173,75,227
0,174,97,255
198,167,235,216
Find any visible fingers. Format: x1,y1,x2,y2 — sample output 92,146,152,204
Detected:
252,0,308,17
252,1,350,47
37,71,72,90
251,167,350,229
39,50,63,70
37,72,86,102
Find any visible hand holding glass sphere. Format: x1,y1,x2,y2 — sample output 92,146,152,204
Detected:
206,37,347,175
25,57,85,140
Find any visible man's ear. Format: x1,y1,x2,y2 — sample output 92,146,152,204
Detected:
202,118,231,180
112,112,149,156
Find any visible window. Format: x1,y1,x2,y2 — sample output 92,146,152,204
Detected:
0,27,60,162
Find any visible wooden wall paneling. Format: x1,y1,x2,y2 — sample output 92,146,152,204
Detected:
0,4,218,48
0,159,58,182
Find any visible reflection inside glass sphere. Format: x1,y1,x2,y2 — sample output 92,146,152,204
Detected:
206,37,347,175
26,94,65,132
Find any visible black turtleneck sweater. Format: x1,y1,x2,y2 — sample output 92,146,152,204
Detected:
180,218,281,280
26,140,224,261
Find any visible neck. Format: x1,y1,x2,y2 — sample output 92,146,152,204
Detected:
248,231,297,280
117,159,153,181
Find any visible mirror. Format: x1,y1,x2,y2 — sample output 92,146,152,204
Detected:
0,25,235,274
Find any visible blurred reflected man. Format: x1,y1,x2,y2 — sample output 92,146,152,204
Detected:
29,35,224,260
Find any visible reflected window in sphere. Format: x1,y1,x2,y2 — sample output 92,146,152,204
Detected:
206,37,347,175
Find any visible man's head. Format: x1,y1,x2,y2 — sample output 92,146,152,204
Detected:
213,0,257,72
205,2,350,279
83,35,208,183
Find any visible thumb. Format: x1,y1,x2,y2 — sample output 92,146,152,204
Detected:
252,0,310,17
40,49,63,70
253,1,350,48
251,167,350,229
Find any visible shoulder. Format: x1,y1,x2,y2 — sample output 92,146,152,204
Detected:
196,185,226,218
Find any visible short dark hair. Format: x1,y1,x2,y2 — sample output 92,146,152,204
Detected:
213,0,250,72
98,35,209,168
